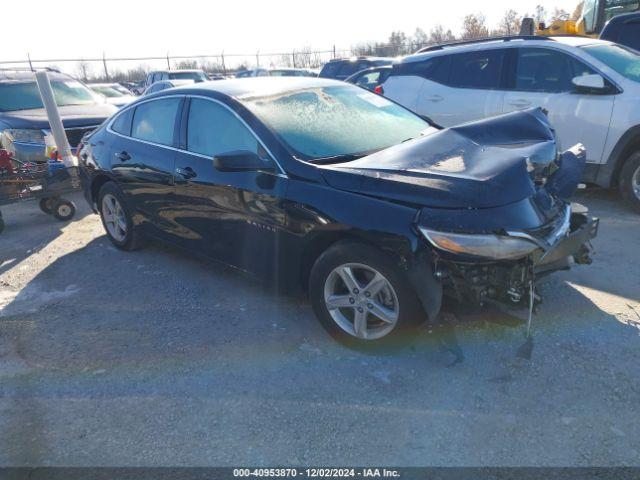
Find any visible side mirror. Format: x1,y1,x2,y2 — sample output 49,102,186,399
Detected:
213,150,274,173
572,74,608,94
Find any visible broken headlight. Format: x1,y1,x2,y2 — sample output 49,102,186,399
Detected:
418,227,540,260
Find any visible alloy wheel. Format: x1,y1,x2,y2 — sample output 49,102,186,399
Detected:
101,194,127,242
323,263,399,340
633,164,640,200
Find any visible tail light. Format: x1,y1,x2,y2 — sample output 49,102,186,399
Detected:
374,85,384,95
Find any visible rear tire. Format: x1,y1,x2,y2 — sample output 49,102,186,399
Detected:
619,151,640,213
98,182,144,251
309,240,427,350
39,198,55,215
52,199,76,221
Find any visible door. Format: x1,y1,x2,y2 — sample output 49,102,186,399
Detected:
502,47,615,163
108,97,182,233
171,97,288,277
415,49,507,127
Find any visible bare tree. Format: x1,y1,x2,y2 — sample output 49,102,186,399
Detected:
76,61,92,81
461,13,489,40
411,27,429,50
429,24,456,44
496,9,522,36
534,5,548,25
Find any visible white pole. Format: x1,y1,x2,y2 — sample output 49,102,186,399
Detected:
35,71,76,167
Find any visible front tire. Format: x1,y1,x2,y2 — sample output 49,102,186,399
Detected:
98,182,143,251
309,241,426,349
619,151,640,213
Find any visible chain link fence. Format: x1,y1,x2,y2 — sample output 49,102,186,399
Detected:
0,42,433,82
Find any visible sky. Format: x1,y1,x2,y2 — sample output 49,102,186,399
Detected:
3,0,579,71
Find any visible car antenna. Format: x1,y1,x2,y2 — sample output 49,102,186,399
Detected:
516,277,536,360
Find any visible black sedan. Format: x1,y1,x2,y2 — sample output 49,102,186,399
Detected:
78,78,598,347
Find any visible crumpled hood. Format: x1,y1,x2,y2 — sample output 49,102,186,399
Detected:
0,104,118,130
319,108,558,209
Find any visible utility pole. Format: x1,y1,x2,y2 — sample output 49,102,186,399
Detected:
166,53,171,69
27,53,34,72
221,51,226,75
102,52,109,81
256,50,260,68
292,50,296,68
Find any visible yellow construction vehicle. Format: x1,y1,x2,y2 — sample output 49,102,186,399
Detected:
521,0,640,37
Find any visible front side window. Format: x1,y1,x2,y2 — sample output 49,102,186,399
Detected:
186,98,265,161
515,48,596,92
131,98,181,146
242,85,430,161
448,49,506,89
583,43,640,82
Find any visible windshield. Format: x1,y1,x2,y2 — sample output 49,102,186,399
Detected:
91,85,127,98
169,71,207,82
582,43,640,81
0,79,100,112
242,85,429,161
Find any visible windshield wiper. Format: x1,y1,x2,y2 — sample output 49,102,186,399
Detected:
311,153,368,165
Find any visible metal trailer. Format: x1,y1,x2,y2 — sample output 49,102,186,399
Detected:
0,153,77,234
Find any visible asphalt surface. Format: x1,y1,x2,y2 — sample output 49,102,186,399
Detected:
0,189,639,467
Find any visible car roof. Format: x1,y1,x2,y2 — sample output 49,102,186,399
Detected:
0,70,70,82
167,76,345,99
326,56,391,63
151,69,204,74
401,36,610,64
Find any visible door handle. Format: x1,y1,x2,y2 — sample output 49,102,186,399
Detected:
114,151,131,161
509,99,532,108
175,166,197,180
425,95,444,102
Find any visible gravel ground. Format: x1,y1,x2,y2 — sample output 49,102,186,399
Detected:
0,189,639,467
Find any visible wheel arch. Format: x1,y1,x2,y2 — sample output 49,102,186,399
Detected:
599,125,640,188
90,174,113,207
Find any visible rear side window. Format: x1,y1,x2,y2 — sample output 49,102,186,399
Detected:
111,108,133,135
186,98,260,157
393,56,451,84
515,48,596,92
449,49,506,89
131,98,181,146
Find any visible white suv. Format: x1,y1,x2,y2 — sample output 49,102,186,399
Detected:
382,35,640,211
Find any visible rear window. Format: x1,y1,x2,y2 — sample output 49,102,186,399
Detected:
319,62,341,78
0,79,99,112
169,71,207,82
448,49,506,89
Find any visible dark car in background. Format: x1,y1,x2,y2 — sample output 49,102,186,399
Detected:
78,78,597,347
144,69,208,89
600,12,640,50
319,57,393,80
345,65,392,91
0,69,118,163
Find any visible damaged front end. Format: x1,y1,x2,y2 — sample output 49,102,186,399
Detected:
413,115,599,311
